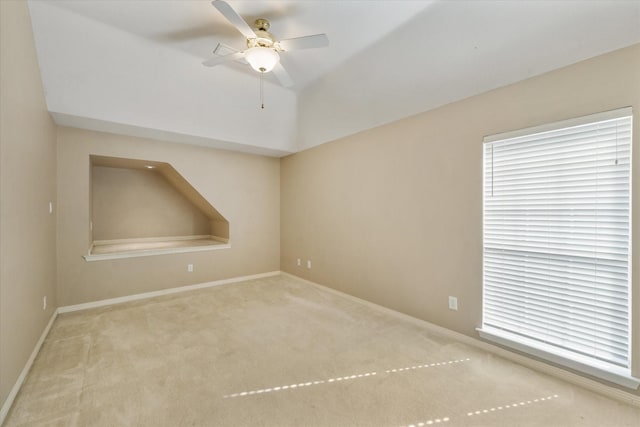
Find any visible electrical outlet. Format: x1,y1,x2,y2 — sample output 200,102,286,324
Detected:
448,296,458,311
43,296,47,310
187,264,193,272
306,260,312,269
296,258,301,267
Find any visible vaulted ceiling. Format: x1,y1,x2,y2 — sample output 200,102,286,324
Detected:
28,1,640,157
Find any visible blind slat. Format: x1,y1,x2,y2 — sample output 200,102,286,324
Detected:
482,112,631,369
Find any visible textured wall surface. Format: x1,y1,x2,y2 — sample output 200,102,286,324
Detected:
281,44,640,392
92,166,212,240
0,0,58,408
57,127,280,306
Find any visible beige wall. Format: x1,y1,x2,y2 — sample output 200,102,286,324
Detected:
1,0,637,410
281,44,640,392
57,127,280,306
92,166,211,240
0,0,58,407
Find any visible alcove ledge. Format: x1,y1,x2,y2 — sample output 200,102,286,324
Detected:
83,235,230,262
88,155,231,262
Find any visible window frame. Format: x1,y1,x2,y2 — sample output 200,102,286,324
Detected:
478,107,638,389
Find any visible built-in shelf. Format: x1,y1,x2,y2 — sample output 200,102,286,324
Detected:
87,155,231,262
84,235,230,261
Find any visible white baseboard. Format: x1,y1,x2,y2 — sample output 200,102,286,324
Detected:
280,272,640,408
0,310,58,426
58,271,281,313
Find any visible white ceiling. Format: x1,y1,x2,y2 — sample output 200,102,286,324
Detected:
28,1,640,156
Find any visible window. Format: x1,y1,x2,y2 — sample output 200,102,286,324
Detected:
479,108,637,388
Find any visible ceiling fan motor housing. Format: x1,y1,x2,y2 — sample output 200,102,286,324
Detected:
205,1,330,87
247,18,277,50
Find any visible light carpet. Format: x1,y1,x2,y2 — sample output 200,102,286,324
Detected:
5,274,639,426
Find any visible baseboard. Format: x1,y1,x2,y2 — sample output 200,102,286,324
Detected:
280,272,640,408
58,271,281,313
0,310,58,426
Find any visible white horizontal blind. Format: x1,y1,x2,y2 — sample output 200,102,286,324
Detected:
482,110,632,369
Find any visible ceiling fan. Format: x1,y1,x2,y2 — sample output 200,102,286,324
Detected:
202,0,329,88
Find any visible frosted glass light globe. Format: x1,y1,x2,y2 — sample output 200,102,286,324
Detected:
245,47,280,73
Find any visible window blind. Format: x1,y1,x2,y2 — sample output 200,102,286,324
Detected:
482,109,632,371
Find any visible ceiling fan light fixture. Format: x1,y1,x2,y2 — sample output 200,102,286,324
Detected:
245,46,279,73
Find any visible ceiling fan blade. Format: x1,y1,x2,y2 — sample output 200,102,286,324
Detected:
272,62,294,88
213,42,248,64
211,0,256,39
278,34,329,51
202,51,245,67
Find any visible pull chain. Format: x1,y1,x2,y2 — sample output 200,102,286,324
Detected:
260,72,264,109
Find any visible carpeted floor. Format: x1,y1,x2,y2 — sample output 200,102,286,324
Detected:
5,274,640,426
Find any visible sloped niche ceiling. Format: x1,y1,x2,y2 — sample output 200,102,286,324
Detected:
89,155,229,258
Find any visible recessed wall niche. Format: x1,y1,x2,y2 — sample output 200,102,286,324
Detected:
85,155,229,261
